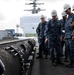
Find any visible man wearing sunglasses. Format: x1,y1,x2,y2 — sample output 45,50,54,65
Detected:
36,15,47,59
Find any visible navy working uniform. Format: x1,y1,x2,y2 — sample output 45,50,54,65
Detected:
60,19,67,57
45,19,62,64
65,13,74,63
36,21,47,58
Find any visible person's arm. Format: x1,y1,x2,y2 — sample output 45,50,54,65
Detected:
59,20,63,41
70,14,74,27
36,23,40,37
72,30,74,41
59,20,62,36
70,22,74,27
44,20,50,43
71,14,74,40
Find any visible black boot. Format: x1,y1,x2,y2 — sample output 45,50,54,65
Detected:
56,61,64,65
36,55,42,59
52,60,57,66
45,54,48,59
65,59,69,62
66,60,74,68
37,53,39,55
56,59,64,65
64,57,69,62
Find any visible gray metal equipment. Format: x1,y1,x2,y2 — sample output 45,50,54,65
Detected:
0,39,36,75
24,0,45,14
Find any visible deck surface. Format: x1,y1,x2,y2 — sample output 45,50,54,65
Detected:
31,49,74,75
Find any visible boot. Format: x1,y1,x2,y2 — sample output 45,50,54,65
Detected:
45,54,48,59
66,60,74,68
36,55,42,59
37,53,39,55
56,61,64,65
64,58,69,62
56,59,64,65
52,60,57,66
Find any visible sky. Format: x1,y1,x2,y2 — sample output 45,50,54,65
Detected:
0,0,74,33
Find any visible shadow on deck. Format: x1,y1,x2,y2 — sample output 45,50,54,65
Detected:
31,49,74,75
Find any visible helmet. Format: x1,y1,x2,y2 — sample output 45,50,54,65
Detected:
62,11,67,16
64,4,71,11
51,10,57,16
40,15,45,18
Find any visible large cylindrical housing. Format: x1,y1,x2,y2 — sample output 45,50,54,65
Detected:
0,39,36,75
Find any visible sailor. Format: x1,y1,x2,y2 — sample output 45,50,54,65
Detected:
45,10,63,66
60,11,68,61
36,15,47,58
63,4,74,68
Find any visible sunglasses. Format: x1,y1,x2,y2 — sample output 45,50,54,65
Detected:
41,18,44,19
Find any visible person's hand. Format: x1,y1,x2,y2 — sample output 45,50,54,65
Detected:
60,36,63,42
72,36,74,41
71,22,74,27
72,30,74,41
45,38,48,43
72,30,74,35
